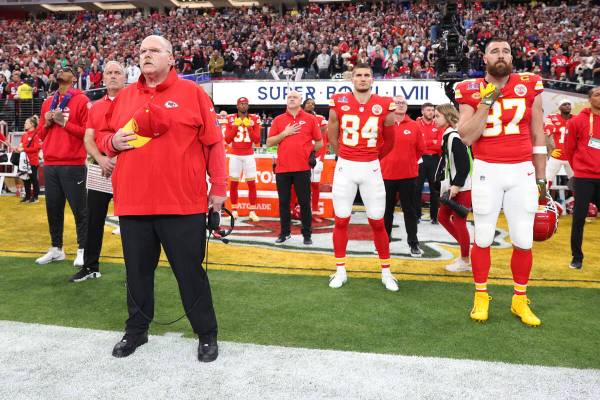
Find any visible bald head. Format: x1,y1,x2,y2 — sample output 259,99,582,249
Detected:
141,35,173,54
286,90,303,110
139,35,175,86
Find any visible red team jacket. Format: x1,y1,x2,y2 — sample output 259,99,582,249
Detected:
416,117,442,156
98,68,226,216
39,89,90,165
224,113,261,156
565,108,600,179
314,114,329,160
20,128,43,166
454,72,544,163
380,115,425,180
329,93,395,162
544,113,570,161
268,109,322,173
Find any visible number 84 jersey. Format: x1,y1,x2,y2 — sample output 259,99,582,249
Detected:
454,73,543,164
329,93,395,162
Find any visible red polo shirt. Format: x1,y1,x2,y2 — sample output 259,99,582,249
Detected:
269,109,322,173
380,115,424,180
20,128,43,166
98,68,226,216
565,108,600,179
417,116,442,155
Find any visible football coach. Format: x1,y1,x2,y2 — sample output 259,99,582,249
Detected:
98,35,227,362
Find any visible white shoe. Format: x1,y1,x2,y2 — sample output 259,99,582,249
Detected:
232,210,239,219
329,270,347,289
248,211,260,222
381,270,399,292
73,249,85,267
445,258,472,272
112,227,120,235
35,247,65,265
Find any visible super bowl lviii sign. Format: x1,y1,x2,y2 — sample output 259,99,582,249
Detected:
212,80,451,106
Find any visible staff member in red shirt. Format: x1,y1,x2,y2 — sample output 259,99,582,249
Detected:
415,102,443,224
99,35,227,362
19,115,42,203
380,95,425,257
36,66,90,268
303,98,329,223
564,86,600,270
69,61,126,284
267,91,323,245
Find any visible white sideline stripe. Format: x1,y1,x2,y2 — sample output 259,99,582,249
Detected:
1,320,598,400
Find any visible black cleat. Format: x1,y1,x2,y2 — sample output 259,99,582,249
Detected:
112,332,148,358
569,260,583,270
303,236,313,245
274,234,291,244
198,338,219,362
69,267,101,283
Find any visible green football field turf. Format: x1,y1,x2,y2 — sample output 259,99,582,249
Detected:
1,256,598,369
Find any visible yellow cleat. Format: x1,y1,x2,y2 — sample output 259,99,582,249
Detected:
248,211,260,222
511,295,541,327
470,292,492,322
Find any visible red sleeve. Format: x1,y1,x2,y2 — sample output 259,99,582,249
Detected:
224,122,235,144
565,118,578,166
196,87,222,146
38,99,51,141
205,139,227,197
268,117,281,137
0,133,6,143
454,81,479,110
311,117,322,141
543,116,555,136
63,95,89,139
379,124,395,159
415,125,425,159
251,117,261,144
97,100,119,157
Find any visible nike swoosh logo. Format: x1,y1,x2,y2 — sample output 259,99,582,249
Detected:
527,172,534,176
77,180,84,185
373,168,379,172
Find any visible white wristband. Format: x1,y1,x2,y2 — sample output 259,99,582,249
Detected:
533,146,548,155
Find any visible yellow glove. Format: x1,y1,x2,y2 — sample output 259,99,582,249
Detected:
242,117,251,127
234,117,242,126
479,82,501,107
551,148,562,158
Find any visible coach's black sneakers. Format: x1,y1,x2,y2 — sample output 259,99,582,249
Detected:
303,236,313,245
410,244,423,258
569,259,583,270
198,338,218,362
274,234,291,244
112,332,148,358
69,267,101,283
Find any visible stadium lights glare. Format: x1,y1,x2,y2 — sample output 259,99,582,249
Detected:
169,0,214,8
93,2,138,10
40,4,85,12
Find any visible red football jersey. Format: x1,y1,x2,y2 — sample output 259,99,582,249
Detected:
314,114,328,160
224,113,261,156
329,93,395,162
454,73,544,164
544,113,569,161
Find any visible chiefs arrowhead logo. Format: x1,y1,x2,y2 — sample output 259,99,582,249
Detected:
164,100,179,109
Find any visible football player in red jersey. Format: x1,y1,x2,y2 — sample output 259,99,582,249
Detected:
544,98,574,188
327,63,398,291
456,38,547,326
224,97,262,221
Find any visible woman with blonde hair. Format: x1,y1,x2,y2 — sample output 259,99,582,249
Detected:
18,115,42,203
434,103,473,272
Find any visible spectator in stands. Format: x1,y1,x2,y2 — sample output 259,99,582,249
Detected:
88,65,103,89
380,95,424,257
35,66,89,268
209,50,224,77
0,74,8,99
125,59,141,84
564,86,600,270
267,91,323,245
330,46,345,78
18,115,42,203
16,79,33,100
435,103,472,273
316,47,331,79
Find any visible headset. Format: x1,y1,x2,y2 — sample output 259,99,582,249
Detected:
125,206,235,326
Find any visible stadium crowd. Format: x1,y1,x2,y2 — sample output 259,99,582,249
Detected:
0,0,599,101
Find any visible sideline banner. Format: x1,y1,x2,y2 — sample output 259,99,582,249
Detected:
225,154,336,218
213,80,450,106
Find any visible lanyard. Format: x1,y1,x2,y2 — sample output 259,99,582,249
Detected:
50,89,74,111
590,112,597,138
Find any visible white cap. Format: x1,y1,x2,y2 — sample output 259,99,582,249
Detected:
557,98,571,106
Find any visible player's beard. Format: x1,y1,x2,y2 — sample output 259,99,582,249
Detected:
486,60,512,78
354,85,371,94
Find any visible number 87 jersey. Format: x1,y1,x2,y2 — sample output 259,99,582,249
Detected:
329,93,396,162
454,72,544,163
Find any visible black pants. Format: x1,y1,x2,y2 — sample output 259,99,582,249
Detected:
384,178,419,246
571,178,600,262
276,170,312,237
120,214,217,342
415,154,441,221
24,165,39,200
84,189,113,272
44,165,88,249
